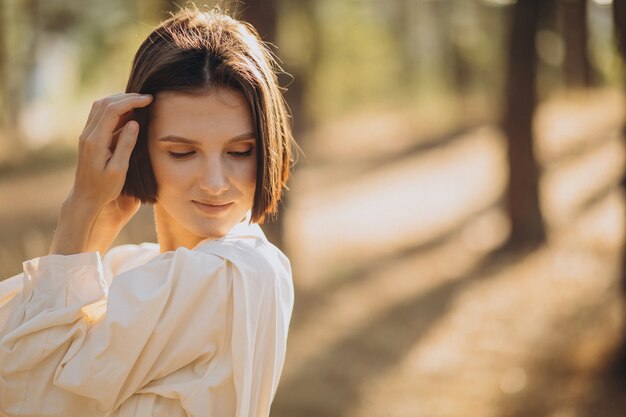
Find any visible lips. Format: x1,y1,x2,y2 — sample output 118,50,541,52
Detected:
194,200,232,206
192,200,233,215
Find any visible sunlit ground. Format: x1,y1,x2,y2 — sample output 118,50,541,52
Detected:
273,88,626,416
0,89,625,416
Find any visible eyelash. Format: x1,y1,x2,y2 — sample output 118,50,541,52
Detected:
168,149,254,159
230,149,254,158
168,151,195,159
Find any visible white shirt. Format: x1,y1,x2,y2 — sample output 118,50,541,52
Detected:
0,218,294,417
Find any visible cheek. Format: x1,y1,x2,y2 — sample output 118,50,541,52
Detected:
238,158,257,189
227,158,256,202
151,154,194,191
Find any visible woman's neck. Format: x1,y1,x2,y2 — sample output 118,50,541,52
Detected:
153,203,203,253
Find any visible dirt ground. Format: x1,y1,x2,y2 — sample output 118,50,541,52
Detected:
1,90,626,416
271,90,626,417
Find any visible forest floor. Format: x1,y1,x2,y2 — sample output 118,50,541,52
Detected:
1,89,626,416
272,89,626,417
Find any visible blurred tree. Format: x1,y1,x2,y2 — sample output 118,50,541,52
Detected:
614,1,626,94
560,0,591,87
0,0,10,150
0,0,24,155
536,0,563,93
475,2,509,117
611,0,626,377
23,0,42,99
160,0,181,15
391,0,421,86
279,0,318,137
613,0,626,296
502,0,546,249
239,0,287,251
437,0,473,95
238,0,278,42
0,0,48,156
412,0,448,93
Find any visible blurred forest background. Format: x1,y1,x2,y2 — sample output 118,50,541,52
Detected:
2,0,626,416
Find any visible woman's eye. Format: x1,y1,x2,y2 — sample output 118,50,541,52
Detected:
229,149,254,158
168,151,195,159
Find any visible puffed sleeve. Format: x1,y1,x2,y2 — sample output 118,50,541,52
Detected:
181,243,294,417
0,242,292,417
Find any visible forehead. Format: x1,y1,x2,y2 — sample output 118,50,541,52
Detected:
148,88,254,140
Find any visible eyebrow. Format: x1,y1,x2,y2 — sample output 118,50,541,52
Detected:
157,132,255,145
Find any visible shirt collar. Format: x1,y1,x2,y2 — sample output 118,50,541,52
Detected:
193,210,266,249
224,210,264,239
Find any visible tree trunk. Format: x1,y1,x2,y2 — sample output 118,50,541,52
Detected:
561,0,591,87
239,0,287,251
0,0,7,134
285,0,317,137
23,0,41,97
614,1,626,84
604,0,626,375
614,0,626,291
238,0,278,42
437,0,473,95
501,0,546,249
391,0,420,85
0,1,22,155
160,1,180,15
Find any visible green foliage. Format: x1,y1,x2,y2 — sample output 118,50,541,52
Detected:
297,0,405,123
0,0,623,161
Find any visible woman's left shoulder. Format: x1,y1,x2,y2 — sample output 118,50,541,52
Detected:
193,231,292,283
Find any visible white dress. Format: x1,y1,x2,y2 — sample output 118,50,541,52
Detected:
0,216,294,417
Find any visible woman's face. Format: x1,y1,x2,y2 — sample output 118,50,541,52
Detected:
148,87,256,243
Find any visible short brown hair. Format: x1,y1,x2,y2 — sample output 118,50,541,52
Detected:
122,6,293,223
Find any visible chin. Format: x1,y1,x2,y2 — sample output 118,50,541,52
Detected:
192,225,226,240
190,219,233,240
181,205,250,240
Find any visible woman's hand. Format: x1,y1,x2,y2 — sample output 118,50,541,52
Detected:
49,93,153,256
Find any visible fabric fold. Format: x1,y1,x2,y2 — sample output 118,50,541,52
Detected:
0,222,293,417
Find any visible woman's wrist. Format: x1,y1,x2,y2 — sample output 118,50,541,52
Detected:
86,231,118,257
49,197,101,255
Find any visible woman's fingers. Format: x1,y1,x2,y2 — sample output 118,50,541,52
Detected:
83,93,129,138
71,93,152,209
91,95,152,144
106,120,139,175
113,111,134,134
83,93,151,140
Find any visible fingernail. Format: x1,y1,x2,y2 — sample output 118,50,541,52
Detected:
128,122,138,133
141,94,152,99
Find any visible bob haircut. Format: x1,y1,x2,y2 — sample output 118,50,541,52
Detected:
122,6,293,224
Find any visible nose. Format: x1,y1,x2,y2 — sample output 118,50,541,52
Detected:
197,157,229,195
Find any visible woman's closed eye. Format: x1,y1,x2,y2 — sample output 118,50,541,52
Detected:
229,148,254,158
168,147,254,159
169,150,195,159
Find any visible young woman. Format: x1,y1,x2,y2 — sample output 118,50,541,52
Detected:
0,6,294,417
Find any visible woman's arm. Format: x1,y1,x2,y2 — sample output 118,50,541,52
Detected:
0,249,228,415
48,197,99,255
50,193,140,256
0,244,293,417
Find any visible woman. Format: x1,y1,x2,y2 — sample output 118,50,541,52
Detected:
0,6,294,417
